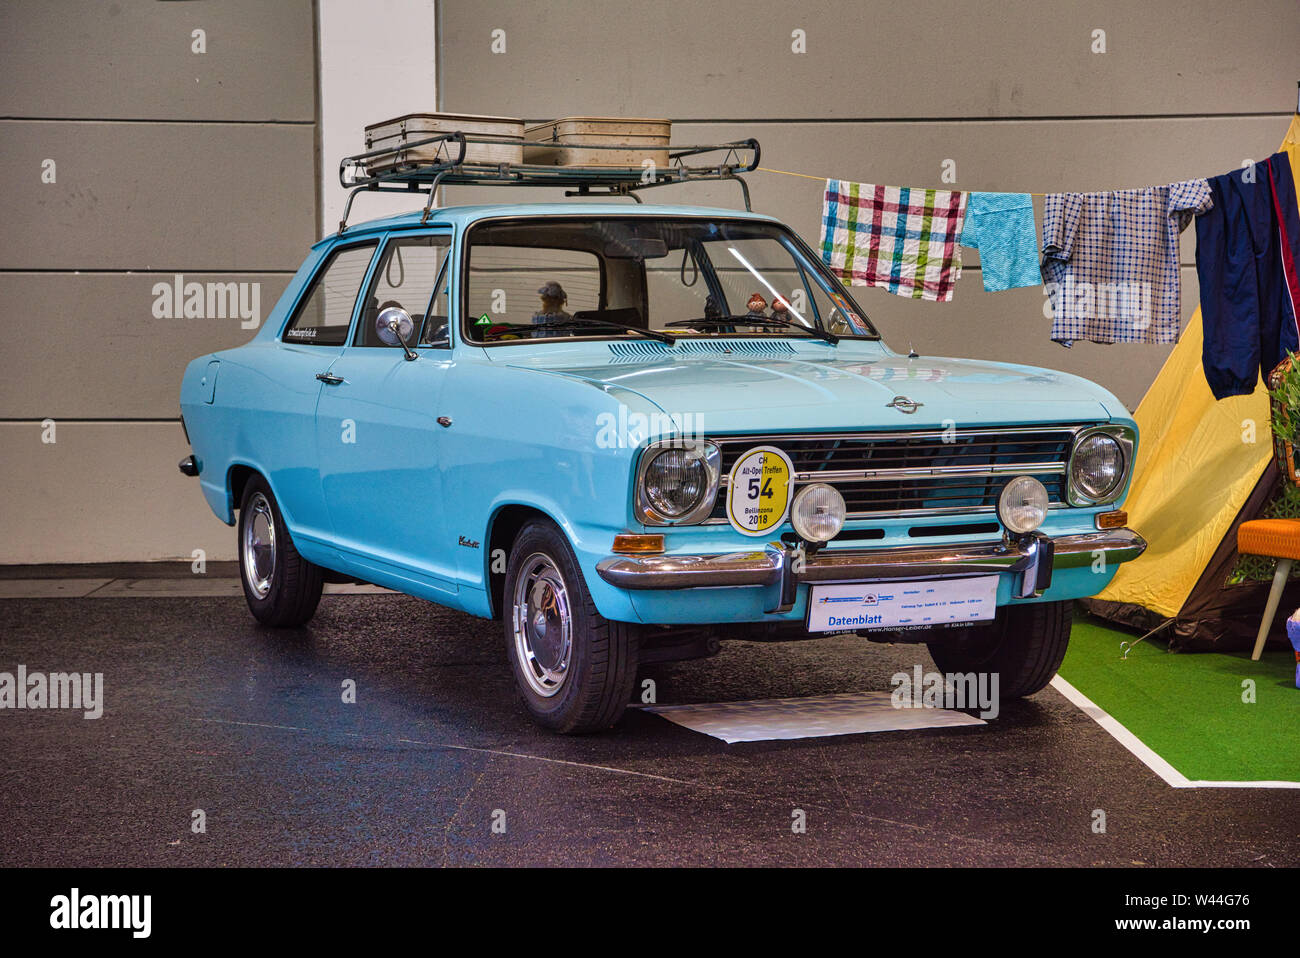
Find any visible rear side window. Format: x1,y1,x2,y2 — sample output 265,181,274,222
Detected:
283,243,377,346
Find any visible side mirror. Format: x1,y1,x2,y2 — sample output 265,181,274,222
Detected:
376,305,418,361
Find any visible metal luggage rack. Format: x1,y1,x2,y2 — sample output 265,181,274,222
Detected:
336,132,761,231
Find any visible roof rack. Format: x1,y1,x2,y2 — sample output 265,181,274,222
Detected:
335,132,761,232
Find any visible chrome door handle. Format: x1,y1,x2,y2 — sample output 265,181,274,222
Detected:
316,372,344,385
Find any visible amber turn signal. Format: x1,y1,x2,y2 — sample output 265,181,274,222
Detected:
612,534,665,554
1095,510,1128,530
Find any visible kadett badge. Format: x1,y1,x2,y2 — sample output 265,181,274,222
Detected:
726,445,794,536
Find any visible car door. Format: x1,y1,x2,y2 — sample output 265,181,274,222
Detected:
314,229,458,596
268,239,380,546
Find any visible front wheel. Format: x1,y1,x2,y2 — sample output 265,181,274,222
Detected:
237,476,324,627
925,600,1072,699
503,520,639,733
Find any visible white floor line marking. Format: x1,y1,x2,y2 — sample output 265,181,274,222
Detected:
394,738,720,789
196,716,706,787
1050,675,1300,790
196,717,311,733
193,717,1050,841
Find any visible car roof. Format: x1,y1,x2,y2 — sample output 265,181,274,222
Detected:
317,202,782,248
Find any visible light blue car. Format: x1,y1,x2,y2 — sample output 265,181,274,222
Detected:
179,201,1145,732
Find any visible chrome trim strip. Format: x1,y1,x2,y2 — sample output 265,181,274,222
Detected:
700,501,1068,524
595,529,1147,602
597,547,788,591
716,462,1067,486
710,425,1087,445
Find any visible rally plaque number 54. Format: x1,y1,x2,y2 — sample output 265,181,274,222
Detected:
726,445,794,536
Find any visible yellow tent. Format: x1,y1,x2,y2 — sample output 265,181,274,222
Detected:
1086,116,1300,648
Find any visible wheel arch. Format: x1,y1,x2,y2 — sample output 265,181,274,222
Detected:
226,462,292,527
227,463,259,515
485,502,562,620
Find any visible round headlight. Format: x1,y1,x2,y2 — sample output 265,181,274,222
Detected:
998,476,1049,535
1070,434,1124,501
643,446,710,519
791,483,847,543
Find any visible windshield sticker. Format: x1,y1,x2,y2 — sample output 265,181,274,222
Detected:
476,313,493,326
726,445,794,536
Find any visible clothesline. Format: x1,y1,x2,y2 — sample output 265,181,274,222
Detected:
756,105,1300,196
756,166,1049,195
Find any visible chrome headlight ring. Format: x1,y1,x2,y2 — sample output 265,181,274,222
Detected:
1067,424,1136,506
635,439,722,526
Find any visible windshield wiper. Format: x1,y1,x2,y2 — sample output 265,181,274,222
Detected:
676,315,838,345
521,316,676,345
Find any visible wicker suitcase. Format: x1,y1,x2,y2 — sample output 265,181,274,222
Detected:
524,117,671,168
364,112,524,173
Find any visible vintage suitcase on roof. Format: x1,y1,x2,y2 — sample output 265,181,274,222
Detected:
524,117,671,168
363,112,524,173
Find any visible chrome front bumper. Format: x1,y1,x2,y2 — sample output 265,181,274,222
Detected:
595,529,1146,614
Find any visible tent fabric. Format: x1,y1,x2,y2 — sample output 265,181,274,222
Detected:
1084,117,1300,650
1088,303,1272,617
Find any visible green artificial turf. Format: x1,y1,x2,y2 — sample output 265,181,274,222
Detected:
1058,614,1300,783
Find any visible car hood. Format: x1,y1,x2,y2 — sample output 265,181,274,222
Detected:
503,349,1121,434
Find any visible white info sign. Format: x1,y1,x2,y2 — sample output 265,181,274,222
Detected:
807,576,999,633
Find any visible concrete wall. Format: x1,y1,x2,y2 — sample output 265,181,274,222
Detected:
437,0,1300,411
0,0,318,563
2,0,1297,563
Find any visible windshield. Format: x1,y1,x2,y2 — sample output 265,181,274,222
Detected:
462,217,878,344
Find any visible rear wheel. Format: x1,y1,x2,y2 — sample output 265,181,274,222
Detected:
925,600,1072,699
503,520,639,733
238,476,324,627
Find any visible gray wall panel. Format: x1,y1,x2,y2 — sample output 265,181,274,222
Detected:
0,273,292,419
0,423,235,564
439,0,1300,119
0,2,320,564
844,267,1197,413
0,0,315,121
0,121,317,270
441,115,1286,407
658,116,1285,246
444,115,1289,251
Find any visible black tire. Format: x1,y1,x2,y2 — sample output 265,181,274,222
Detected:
925,600,1072,699
237,475,324,627
503,519,639,733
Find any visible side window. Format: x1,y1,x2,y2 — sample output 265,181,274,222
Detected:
420,268,452,346
283,243,377,346
355,235,453,348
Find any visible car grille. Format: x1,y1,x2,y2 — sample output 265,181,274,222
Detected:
709,427,1081,521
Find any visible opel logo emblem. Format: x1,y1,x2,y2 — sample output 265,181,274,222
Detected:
886,395,923,414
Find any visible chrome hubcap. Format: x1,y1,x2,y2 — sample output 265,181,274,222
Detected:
511,552,572,697
242,492,276,600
